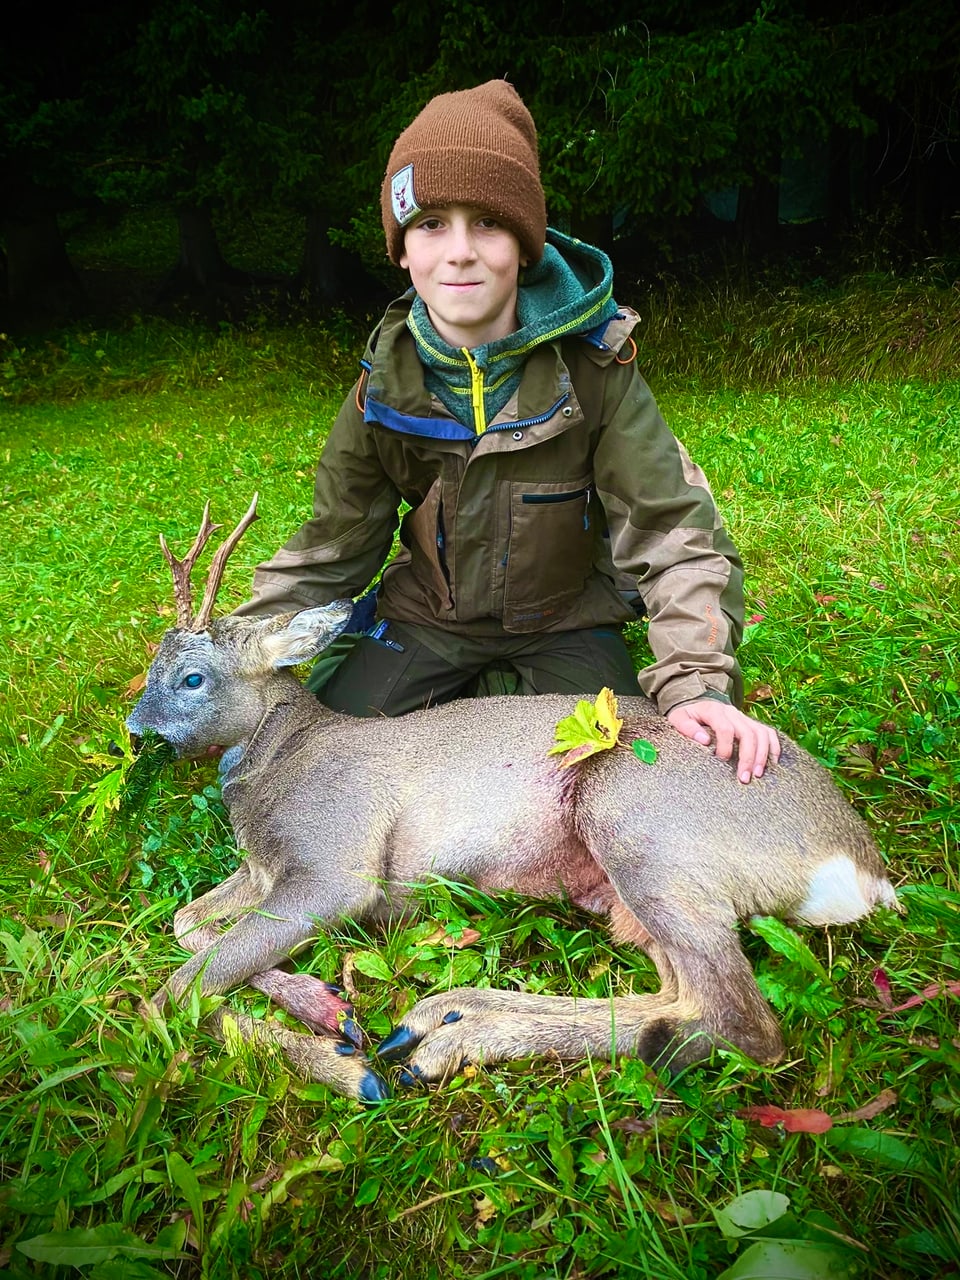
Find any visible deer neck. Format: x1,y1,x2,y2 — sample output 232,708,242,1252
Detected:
218,677,334,783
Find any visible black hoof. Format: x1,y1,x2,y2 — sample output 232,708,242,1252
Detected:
398,1064,427,1089
358,1070,391,1103
341,1017,365,1049
334,1041,357,1056
442,1010,463,1024
376,1024,423,1061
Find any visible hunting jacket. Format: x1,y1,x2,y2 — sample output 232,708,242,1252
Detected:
239,296,746,716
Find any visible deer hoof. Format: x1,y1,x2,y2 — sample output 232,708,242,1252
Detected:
358,1069,391,1103
397,1063,427,1089
340,1017,364,1049
376,1023,423,1060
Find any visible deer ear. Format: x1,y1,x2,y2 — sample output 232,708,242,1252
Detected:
260,603,354,669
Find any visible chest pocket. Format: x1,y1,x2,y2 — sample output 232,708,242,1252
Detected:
502,479,595,631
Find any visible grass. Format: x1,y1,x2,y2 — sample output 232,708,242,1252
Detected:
0,283,958,1280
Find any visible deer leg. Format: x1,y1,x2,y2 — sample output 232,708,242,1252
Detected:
204,1008,388,1103
161,874,336,1001
378,900,783,1081
168,863,359,1040
158,871,383,1089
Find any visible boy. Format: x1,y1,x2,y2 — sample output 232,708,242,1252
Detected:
236,80,779,782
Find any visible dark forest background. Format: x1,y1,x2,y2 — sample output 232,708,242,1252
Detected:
2,0,959,330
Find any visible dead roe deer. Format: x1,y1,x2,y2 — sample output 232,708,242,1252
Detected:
127,497,900,1100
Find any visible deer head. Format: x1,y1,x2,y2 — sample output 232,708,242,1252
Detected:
127,496,353,757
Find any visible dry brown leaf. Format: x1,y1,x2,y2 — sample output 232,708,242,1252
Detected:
835,1088,898,1123
126,672,147,696
473,1193,498,1227
340,952,360,1001
419,926,482,949
608,1116,657,1136
745,683,775,703
648,1198,694,1225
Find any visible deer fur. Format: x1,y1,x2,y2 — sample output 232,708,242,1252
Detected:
128,599,900,1101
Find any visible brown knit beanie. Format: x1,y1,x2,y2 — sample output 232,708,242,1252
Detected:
381,80,547,266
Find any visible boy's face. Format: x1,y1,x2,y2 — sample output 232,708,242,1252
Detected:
400,204,527,349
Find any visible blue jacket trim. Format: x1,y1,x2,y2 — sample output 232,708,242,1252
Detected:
580,315,627,351
364,395,478,441
363,392,571,440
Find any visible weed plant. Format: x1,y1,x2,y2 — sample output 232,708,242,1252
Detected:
0,283,958,1279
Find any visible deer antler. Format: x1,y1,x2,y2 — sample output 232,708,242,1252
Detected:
193,492,260,630
160,494,259,631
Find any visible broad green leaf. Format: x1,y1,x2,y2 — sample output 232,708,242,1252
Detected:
354,1176,381,1206
166,1152,205,1236
823,1127,928,1171
351,950,393,980
631,738,658,764
714,1189,791,1238
549,688,623,768
716,1239,859,1280
17,1225,184,1266
748,916,830,981
90,1261,167,1279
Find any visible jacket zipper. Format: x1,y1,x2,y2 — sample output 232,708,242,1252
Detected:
484,392,571,434
462,348,486,435
521,484,593,529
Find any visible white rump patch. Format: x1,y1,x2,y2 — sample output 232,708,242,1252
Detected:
794,855,874,926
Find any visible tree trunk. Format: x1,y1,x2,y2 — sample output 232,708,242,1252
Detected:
826,128,854,239
295,213,390,309
735,166,781,256
0,212,86,325
155,205,249,303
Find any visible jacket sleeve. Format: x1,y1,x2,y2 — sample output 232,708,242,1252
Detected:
232,383,402,618
592,361,745,715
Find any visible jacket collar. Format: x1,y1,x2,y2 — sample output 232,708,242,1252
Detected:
361,291,638,443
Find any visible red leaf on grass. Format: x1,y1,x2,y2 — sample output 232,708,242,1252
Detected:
872,967,894,1009
878,981,960,1018
738,1104,833,1134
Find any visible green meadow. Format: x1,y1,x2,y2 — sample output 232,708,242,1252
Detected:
1,279,958,1279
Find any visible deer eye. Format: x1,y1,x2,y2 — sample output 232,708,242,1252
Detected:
183,673,205,689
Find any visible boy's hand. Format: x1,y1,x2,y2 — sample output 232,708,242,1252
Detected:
666,699,781,783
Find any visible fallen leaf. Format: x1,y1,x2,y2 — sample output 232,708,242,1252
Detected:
340,952,360,1001
419,926,482,949
608,1116,657,1136
814,593,839,605
872,968,894,1009
745,683,775,703
549,688,623,769
738,1104,833,1134
473,1194,498,1227
879,981,960,1017
126,672,147,696
836,1088,898,1123
648,1197,694,1225
631,738,658,765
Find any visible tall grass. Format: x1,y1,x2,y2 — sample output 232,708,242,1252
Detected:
633,272,960,386
0,278,958,1280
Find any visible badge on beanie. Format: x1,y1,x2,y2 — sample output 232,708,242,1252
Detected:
390,164,421,226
